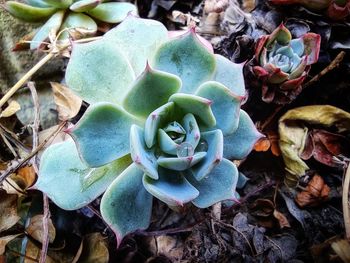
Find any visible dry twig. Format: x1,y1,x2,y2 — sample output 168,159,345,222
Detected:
28,82,50,263
0,121,66,183
343,164,350,241
303,51,346,88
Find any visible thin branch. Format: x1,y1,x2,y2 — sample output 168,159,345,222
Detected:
0,124,30,153
27,82,49,263
40,194,50,263
28,82,40,171
0,52,55,109
0,121,67,183
303,51,346,89
135,223,198,237
0,131,17,157
214,218,255,256
8,248,39,262
343,163,350,241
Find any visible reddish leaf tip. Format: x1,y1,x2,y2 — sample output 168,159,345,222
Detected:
64,124,75,134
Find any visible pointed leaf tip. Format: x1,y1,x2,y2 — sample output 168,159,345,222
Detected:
101,164,153,247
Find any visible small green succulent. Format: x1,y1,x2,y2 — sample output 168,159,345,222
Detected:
4,0,136,49
36,15,262,245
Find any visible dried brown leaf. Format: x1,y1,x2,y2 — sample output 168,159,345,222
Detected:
10,166,36,191
0,101,21,118
279,105,350,177
0,191,20,232
204,0,229,13
77,233,109,263
251,198,275,217
295,174,330,207
26,214,56,244
24,240,56,263
51,82,82,121
0,234,21,255
254,137,271,152
273,209,291,228
1,178,23,196
331,239,350,263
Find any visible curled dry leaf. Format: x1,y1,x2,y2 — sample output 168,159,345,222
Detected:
254,131,280,156
0,234,21,255
295,174,330,207
331,239,350,263
147,235,184,261
2,166,36,196
204,0,229,13
51,82,82,121
24,240,55,263
26,214,56,244
273,209,291,228
279,105,350,177
0,191,20,232
77,233,109,263
0,100,21,118
302,129,350,168
251,198,290,228
11,166,36,190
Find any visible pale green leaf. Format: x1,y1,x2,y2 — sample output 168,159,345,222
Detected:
36,139,132,210
100,164,152,247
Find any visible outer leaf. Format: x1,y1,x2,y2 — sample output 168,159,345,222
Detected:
101,164,153,247
212,55,246,97
87,2,137,23
190,129,223,180
70,0,100,12
103,15,168,76
152,30,216,94
70,102,142,167
237,172,249,189
187,158,238,208
168,93,216,127
58,12,98,39
224,110,263,160
196,81,242,136
31,10,65,50
302,33,321,65
65,37,135,104
144,102,175,148
123,66,181,119
26,0,51,8
36,139,132,210
42,0,72,8
4,1,56,22
130,125,158,179
143,167,199,206
266,24,292,47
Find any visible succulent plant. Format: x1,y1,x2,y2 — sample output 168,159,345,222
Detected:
269,0,350,20
253,24,320,104
3,0,136,49
36,15,262,245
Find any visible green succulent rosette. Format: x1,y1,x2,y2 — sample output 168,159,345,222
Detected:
253,24,320,104
4,0,136,49
36,15,262,246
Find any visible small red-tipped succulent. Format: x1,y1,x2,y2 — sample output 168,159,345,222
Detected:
269,0,350,20
253,24,320,104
